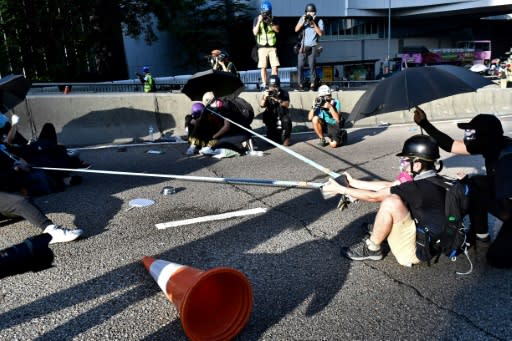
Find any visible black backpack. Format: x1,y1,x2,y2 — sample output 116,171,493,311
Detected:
220,96,254,128
415,176,473,273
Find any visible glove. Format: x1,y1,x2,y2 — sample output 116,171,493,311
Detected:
11,114,19,125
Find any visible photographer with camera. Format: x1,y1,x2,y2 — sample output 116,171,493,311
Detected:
294,3,324,91
210,49,239,77
308,85,346,148
135,66,156,93
260,75,291,146
252,0,280,90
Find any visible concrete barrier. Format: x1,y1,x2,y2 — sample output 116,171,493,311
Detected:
9,87,512,147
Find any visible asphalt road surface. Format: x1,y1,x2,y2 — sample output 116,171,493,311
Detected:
1,117,511,340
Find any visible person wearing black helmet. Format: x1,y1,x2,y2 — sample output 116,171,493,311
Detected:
294,3,324,91
414,107,512,268
259,75,291,145
322,135,447,267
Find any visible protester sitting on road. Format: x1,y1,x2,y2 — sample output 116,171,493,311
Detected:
260,75,291,146
2,114,89,192
0,138,83,244
307,85,345,148
322,135,446,267
414,108,512,268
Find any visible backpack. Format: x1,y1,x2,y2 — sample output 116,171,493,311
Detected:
415,175,473,273
220,96,254,128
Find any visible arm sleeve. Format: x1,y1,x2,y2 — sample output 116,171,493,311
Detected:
418,119,454,152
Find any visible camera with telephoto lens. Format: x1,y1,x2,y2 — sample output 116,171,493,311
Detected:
268,89,278,98
262,12,272,24
314,96,326,108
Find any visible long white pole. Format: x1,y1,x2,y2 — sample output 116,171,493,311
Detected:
33,166,324,189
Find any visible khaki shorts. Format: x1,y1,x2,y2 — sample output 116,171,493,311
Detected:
387,212,420,267
257,47,280,68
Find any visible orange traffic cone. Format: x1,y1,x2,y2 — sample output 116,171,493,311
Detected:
64,86,71,94
142,256,253,341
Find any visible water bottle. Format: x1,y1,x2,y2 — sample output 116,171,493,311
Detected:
148,125,154,142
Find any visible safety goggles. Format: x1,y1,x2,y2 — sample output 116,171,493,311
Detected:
463,129,476,141
399,157,412,171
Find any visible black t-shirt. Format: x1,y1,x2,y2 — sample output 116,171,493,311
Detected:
390,177,446,236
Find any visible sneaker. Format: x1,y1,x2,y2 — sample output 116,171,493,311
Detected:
341,239,383,261
185,145,197,155
199,146,219,155
318,138,328,147
43,224,83,244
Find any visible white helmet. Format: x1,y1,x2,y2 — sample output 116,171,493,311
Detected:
202,91,215,105
317,85,331,96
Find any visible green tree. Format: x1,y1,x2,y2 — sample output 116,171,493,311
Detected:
119,0,256,73
0,0,255,81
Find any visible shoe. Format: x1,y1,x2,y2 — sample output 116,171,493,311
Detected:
199,146,218,155
185,145,197,155
260,83,267,91
318,138,328,147
44,224,83,244
341,239,383,261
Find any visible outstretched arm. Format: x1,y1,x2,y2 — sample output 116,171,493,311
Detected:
414,106,469,154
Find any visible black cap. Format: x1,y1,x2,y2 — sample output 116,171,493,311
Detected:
457,114,503,136
305,3,317,12
269,75,280,87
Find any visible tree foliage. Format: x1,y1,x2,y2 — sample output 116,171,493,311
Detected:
119,0,256,73
0,0,256,81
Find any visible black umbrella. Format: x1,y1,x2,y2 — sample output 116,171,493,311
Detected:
348,65,495,122
182,69,244,101
0,74,31,111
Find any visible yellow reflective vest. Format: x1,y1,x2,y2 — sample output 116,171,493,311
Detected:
256,22,277,47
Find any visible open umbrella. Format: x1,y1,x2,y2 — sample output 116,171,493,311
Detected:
182,69,244,101
348,65,495,122
0,74,31,111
